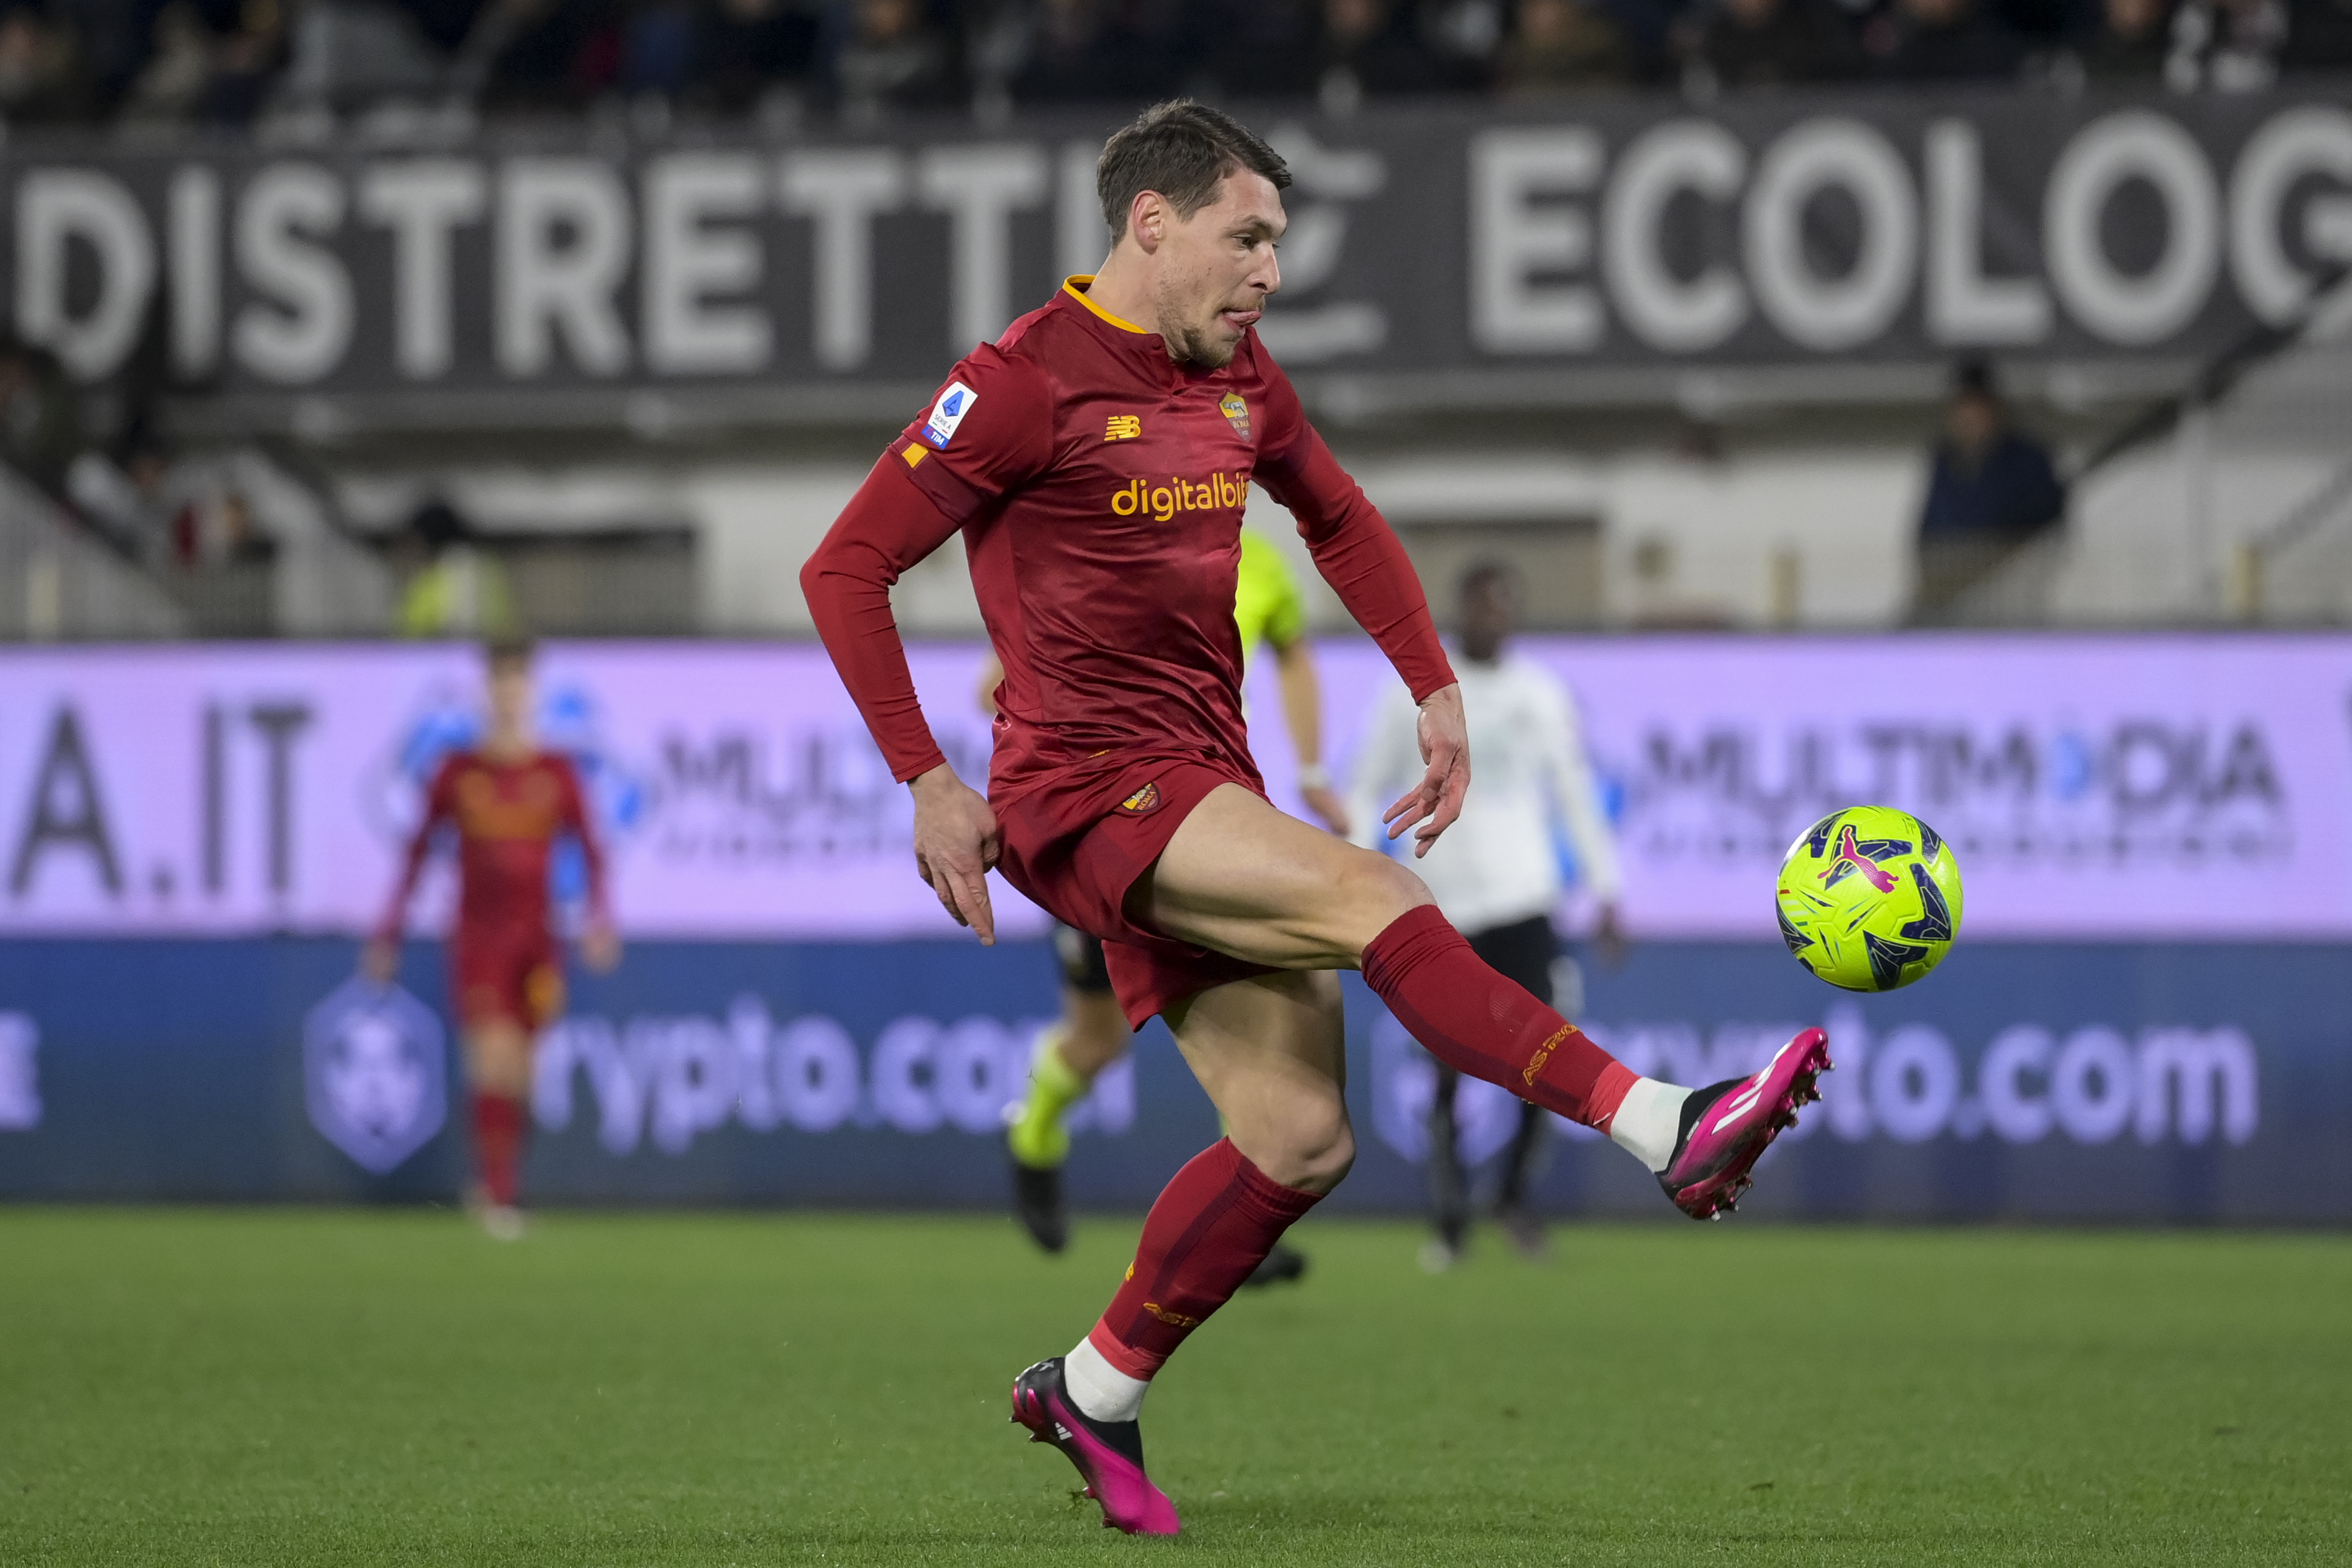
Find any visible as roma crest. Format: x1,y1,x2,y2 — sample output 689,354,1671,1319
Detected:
1218,393,1250,442
1118,781,1163,815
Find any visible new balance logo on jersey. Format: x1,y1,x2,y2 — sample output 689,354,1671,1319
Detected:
1109,472,1249,522
921,381,977,448
1104,415,1141,441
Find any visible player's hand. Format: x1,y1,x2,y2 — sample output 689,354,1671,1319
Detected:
1302,784,1351,837
1593,903,1630,971
580,920,622,974
361,936,400,983
1383,684,1470,858
910,763,1002,945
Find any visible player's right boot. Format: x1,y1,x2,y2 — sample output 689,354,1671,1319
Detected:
1009,1357,1180,1536
1659,1027,1831,1220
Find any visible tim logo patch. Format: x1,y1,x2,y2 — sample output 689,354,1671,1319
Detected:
1219,392,1250,441
921,380,977,448
1118,781,1162,815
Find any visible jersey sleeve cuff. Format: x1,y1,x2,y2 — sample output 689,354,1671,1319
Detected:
893,744,951,785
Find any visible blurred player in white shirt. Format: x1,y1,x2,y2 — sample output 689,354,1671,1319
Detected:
1348,563,1624,1267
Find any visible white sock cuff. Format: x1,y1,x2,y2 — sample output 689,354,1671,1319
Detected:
1608,1076,1690,1175
1062,1336,1149,1424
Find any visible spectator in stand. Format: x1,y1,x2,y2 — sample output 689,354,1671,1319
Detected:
830,0,960,123
1866,0,2026,78
458,0,623,114
2285,0,2352,65
65,432,180,563
1913,359,2066,619
122,2,216,121
1496,0,1637,91
2071,0,2172,77
1677,0,1860,92
621,0,700,95
689,0,820,114
1199,0,1322,100
203,0,287,121
0,338,82,497
51,0,150,107
1010,0,1186,106
0,3,92,123
1316,0,1453,109
407,0,489,53
2166,0,2287,88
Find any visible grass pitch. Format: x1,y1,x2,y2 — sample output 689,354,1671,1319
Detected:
1,1210,2344,1566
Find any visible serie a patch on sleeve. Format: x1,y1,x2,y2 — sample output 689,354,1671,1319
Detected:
921,380,978,449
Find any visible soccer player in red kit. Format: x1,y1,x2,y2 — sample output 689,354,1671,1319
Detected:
365,641,619,1239
801,101,1829,1535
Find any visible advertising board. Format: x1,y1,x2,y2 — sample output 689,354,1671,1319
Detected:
0,935,2340,1220
2,635,2346,941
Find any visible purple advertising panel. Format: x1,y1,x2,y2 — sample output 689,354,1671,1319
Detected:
0,635,2345,941
1302,633,2352,942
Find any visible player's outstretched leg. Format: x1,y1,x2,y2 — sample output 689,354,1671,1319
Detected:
1138,786,1832,1222
1013,972,1343,1534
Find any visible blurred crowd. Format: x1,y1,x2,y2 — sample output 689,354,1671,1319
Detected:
0,0,2346,133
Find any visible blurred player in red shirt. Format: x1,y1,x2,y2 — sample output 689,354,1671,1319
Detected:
365,641,618,1239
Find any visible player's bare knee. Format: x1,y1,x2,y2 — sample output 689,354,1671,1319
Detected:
1331,851,1433,955
1257,1096,1355,1195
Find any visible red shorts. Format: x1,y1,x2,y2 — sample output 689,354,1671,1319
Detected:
993,754,1277,1029
451,935,564,1030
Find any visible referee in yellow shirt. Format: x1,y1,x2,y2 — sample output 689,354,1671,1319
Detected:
987,530,1349,1271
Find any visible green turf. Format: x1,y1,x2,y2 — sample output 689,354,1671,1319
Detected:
1,1211,2345,1566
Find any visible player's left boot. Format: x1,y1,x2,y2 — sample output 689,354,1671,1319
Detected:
1009,1357,1180,1536
1658,1027,1831,1220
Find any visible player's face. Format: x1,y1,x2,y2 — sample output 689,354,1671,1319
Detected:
1154,170,1286,369
1459,577,1515,662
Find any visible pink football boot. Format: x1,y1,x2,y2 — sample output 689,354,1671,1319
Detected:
1010,1358,1181,1536
1658,1027,1832,1220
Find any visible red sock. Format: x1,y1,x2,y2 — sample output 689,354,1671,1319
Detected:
472,1092,526,1208
1362,905,1637,1131
1088,1139,1323,1379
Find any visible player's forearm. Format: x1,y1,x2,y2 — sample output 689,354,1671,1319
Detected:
800,460,960,782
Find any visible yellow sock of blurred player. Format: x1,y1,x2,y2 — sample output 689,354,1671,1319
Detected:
1008,1026,1085,1169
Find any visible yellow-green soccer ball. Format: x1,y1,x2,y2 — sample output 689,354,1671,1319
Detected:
1775,806,1963,992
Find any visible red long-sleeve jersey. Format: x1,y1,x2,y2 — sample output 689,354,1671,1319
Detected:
377,750,605,945
800,277,1455,798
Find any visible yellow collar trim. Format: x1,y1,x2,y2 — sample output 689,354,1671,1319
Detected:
1062,275,1148,335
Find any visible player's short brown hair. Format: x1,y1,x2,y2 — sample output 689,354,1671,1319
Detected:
1097,100,1291,243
